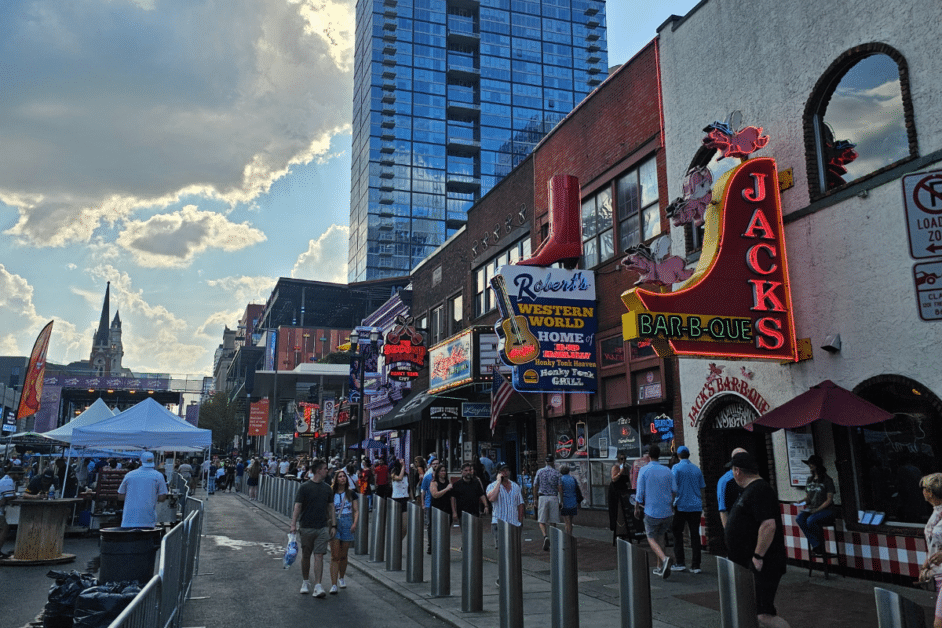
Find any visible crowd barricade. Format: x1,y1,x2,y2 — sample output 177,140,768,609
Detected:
258,475,300,518
107,498,204,628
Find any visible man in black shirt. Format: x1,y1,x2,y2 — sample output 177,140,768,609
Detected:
290,459,336,598
450,462,488,524
724,451,791,628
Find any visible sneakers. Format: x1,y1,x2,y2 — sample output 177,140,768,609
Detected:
300,581,311,594
652,556,673,579
338,578,347,589
312,583,326,598
690,568,702,574
329,584,339,595
543,536,550,551
671,564,687,572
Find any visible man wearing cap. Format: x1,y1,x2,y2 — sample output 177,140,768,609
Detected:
533,454,561,551
671,445,705,573
23,466,59,498
117,452,169,528
487,463,524,552
635,444,677,578
717,447,748,527
421,458,441,554
725,451,790,628
0,466,25,558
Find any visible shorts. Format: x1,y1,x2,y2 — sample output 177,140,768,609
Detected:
299,526,330,555
644,515,672,539
561,507,577,517
752,564,784,616
538,495,560,524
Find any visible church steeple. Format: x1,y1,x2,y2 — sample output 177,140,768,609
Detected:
94,282,111,347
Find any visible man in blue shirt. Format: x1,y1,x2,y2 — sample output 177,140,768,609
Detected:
671,445,706,573
635,444,677,578
420,458,440,554
716,447,747,528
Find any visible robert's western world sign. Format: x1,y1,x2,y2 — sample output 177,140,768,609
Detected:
491,266,598,392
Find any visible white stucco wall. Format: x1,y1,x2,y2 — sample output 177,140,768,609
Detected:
657,0,942,495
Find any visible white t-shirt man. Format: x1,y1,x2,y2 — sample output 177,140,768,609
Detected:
118,452,169,528
279,459,290,476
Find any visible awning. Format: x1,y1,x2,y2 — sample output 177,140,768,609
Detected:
374,389,458,431
749,379,894,430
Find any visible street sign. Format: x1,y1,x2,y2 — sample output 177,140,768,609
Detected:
913,260,942,321
461,402,490,418
903,170,942,259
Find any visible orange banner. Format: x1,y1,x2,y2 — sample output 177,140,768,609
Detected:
17,321,54,420
248,398,269,436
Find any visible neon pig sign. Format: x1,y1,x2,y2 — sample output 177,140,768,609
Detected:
621,134,798,361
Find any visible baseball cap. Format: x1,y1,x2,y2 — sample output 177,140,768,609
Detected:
498,462,510,471
677,446,690,456
141,451,156,468
802,454,824,467
725,451,759,473
545,454,554,463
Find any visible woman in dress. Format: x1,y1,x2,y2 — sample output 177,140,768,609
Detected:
796,454,836,555
390,458,410,538
559,464,580,536
329,469,359,594
246,458,261,501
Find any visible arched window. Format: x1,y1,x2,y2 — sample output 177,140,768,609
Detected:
804,44,917,199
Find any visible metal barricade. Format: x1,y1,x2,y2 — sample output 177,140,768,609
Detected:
386,498,403,571
550,527,579,628
406,501,424,582
497,519,523,628
355,497,370,555
874,587,928,628
430,507,451,597
617,538,651,628
371,496,388,563
107,574,162,628
157,520,185,628
716,556,758,628
461,511,483,613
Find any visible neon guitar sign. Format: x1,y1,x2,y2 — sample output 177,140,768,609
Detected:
491,274,540,365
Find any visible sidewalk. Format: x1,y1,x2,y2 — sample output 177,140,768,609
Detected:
235,491,936,628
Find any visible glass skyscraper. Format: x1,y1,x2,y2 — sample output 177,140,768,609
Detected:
349,0,608,281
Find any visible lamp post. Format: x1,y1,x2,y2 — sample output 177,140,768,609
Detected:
349,328,380,464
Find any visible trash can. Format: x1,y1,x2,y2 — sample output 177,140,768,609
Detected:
99,528,161,584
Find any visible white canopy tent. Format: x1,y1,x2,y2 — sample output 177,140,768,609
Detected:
71,397,212,452
44,398,117,443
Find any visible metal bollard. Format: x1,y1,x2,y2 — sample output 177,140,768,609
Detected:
370,496,388,563
617,538,651,628
497,519,523,628
716,557,758,628
406,501,424,583
430,507,451,597
461,512,483,612
550,527,579,628
874,587,927,628
355,497,370,555
385,499,403,571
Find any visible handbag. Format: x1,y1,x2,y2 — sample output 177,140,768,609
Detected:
575,484,584,504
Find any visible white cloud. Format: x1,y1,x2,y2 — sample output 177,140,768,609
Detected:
195,309,243,341
0,0,355,249
205,275,276,306
116,205,266,268
291,224,349,283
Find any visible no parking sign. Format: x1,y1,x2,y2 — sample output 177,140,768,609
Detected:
903,170,942,259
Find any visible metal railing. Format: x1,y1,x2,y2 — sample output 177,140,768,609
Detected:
107,497,204,628
258,474,301,518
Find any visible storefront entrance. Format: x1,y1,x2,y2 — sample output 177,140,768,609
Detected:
696,394,774,555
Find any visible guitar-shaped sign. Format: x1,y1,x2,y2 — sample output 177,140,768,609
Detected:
490,274,540,365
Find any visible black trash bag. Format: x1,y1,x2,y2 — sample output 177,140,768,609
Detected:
72,581,141,628
43,570,98,628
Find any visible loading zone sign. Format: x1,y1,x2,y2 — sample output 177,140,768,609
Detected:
913,260,942,321
903,171,942,259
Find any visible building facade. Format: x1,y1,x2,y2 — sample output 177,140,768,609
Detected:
348,0,609,281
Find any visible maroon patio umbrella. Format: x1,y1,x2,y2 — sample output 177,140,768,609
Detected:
749,379,894,430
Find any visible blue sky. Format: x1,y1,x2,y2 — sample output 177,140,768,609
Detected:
0,0,699,376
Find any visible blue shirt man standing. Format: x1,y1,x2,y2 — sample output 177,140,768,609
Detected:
670,446,705,573
635,444,677,578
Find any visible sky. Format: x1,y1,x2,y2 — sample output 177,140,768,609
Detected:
0,0,701,377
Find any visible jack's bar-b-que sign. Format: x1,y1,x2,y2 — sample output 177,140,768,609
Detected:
622,157,798,361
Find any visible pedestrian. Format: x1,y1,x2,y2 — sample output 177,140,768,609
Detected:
420,458,440,554
329,469,359,594
430,464,454,538
235,458,245,493
486,463,524,551
479,453,495,484
246,458,261,501
374,456,390,499
177,459,194,494
796,454,835,555
215,463,226,493
279,457,291,477
390,458,410,537
225,460,236,491
725,451,790,628
207,459,217,495
635,444,677,578
201,457,211,490
0,466,25,558
534,454,561,551
671,445,705,574
609,453,635,544
290,459,336,599
558,464,579,536
411,456,427,500
358,459,374,513
717,448,748,527
451,462,488,527
117,452,169,528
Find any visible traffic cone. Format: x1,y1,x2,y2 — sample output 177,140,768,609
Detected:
517,174,583,268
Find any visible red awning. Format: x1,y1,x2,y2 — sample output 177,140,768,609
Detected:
749,379,894,430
